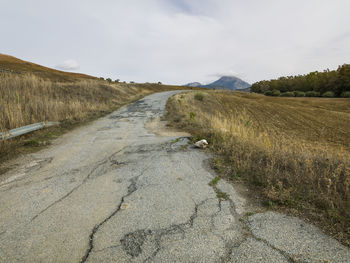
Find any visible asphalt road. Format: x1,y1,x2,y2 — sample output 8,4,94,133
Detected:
0,91,349,262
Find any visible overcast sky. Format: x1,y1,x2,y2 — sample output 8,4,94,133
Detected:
1,0,350,84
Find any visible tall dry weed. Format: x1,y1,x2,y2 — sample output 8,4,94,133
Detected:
166,91,350,244
0,73,169,131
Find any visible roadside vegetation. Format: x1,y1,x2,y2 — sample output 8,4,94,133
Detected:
251,64,350,97
0,72,190,168
0,54,194,171
166,91,350,246
0,73,180,131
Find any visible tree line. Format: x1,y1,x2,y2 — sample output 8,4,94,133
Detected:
251,64,350,97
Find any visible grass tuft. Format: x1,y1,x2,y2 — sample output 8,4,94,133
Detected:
209,177,220,186
216,190,229,200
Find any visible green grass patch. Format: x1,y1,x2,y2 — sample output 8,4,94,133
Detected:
216,190,229,200
209,177,220,186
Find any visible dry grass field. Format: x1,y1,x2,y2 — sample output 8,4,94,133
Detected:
0,73,184,131
0,54,194,171
0,72,189,167
166,91,350,245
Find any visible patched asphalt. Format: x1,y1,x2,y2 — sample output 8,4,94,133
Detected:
0,91,349,262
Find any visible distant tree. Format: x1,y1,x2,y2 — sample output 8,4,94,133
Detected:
338,64,350,93
251,64,350,97
264,90,273,96
115,79,120,83
271,89,281,96
341,91,350,98
294,91,306,97
305,91,320,97
106,78,112,83
281,91,295,97
99,77,104,80
322,91,335,98
158,81,162,85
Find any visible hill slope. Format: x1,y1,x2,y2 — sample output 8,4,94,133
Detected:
0,54,95,82
185,76,251,90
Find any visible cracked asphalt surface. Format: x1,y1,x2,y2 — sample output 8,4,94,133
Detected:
0,91,349,262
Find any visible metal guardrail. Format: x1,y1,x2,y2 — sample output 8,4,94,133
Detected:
0,122,59,141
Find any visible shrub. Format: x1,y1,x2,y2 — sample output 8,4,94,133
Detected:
106,78,112,83
271,89,281,96
281,92,295,97
264,90,273,96
322,91,335,98
194,93,204,101
306,91,320,97
341,91,350,98
294,91,306,97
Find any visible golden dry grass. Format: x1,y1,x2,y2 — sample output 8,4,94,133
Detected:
0,71,192,169
166,91,350,245
0,73,190,131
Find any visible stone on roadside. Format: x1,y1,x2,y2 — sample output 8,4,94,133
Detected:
194,139,208,149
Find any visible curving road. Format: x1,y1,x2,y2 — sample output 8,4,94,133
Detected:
0,91,349,262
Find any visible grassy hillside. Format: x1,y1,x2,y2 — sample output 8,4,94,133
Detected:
166,91,350,246
0,54,95,82
0,54,196,171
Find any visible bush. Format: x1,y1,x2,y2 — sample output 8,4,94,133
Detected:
271,89,281,96
305,91,320,97
281,92,295,97
106,78,112,83
264,90,273,96
194,93,204,101
322,91,335,98
294,91,306,97
341,91,350,98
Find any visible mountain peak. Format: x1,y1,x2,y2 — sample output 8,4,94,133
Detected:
184,75,250,91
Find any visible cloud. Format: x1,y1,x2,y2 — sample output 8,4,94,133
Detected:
207,70,247,82
56,59,80,71
1,0,350,84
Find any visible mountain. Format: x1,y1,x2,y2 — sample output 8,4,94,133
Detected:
184,76,251,91
0,53,96,82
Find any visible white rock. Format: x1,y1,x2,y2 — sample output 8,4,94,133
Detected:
194,139,208,149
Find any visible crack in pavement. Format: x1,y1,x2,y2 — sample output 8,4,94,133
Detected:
102,198,215,262
30,147,127,223
211,180,293,262
79,164,152,263
243,217,296,263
